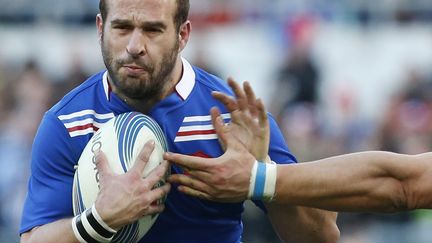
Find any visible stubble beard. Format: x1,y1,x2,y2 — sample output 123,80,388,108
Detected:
101,35,180,105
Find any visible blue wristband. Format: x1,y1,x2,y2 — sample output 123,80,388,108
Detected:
248,161,277,201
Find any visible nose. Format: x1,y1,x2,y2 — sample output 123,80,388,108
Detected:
126,29,146,57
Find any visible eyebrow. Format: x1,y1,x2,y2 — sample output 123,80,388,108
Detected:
110,19,167,30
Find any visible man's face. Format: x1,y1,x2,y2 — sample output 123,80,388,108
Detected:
98,0,181,100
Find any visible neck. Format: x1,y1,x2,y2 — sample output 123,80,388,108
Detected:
159,57,184,99
122,96,158,114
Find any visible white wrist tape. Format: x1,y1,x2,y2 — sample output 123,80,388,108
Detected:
71,205,117,243
248,160,277,201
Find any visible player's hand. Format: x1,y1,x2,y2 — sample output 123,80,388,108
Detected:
211,78,270,162
94,141,171,230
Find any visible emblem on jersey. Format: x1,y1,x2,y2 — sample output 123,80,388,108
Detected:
174,113,231,142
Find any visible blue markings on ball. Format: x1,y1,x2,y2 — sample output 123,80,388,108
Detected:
114,112,168,173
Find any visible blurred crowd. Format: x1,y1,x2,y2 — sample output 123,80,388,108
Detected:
270,18,432,243
2,1,432,242
0,59,88,242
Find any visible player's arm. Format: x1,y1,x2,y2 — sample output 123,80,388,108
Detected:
21,219,79,243
20,113,82,243
21,136,170,242
265,203,339,243
272,151,432,212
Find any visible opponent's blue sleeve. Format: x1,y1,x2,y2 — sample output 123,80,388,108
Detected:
20,112,77,234
253,113,296,211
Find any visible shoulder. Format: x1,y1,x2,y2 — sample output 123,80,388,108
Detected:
48,71,114,138
192,66,233,95
50,71,106,115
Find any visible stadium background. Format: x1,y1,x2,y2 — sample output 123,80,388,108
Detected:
1,0,432,242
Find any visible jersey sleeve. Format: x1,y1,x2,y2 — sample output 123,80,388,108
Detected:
267,113,297,164
20,112,78,234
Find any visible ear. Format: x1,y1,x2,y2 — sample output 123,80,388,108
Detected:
178,20,192,52
96,14,104,44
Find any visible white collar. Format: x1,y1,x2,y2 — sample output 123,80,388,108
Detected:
175,57,196,100
102,57,196,101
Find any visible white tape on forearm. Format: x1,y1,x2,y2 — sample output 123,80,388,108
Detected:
91,204,117,234
71,215,86,243
248,160,277,201
80,209,109,242
71,205,117,243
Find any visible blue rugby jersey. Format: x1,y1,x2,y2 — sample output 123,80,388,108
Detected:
20,58,297,243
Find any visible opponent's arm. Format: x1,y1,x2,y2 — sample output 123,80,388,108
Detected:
167,88,432,212
273,151,432,212
21,141,170,243
201,80,432,212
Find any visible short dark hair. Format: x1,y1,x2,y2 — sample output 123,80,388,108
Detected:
99,0,190,31
174,0,190,30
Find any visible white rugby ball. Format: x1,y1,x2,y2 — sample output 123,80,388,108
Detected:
72,112,169,242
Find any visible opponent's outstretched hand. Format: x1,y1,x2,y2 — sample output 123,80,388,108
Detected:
212,77,270,162
166,78,270,202
94,141,171,230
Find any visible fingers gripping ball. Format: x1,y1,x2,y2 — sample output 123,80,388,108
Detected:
72,112,169,242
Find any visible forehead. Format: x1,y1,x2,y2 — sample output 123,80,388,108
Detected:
106,0,177,23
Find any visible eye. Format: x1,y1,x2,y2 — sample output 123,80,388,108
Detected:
112,24,133,34
142,22,166,36
145,27,163,34
113,25,129,30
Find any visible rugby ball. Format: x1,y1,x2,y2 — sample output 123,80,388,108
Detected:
72,112,169,242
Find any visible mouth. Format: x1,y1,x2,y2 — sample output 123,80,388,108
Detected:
122,64,148,75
